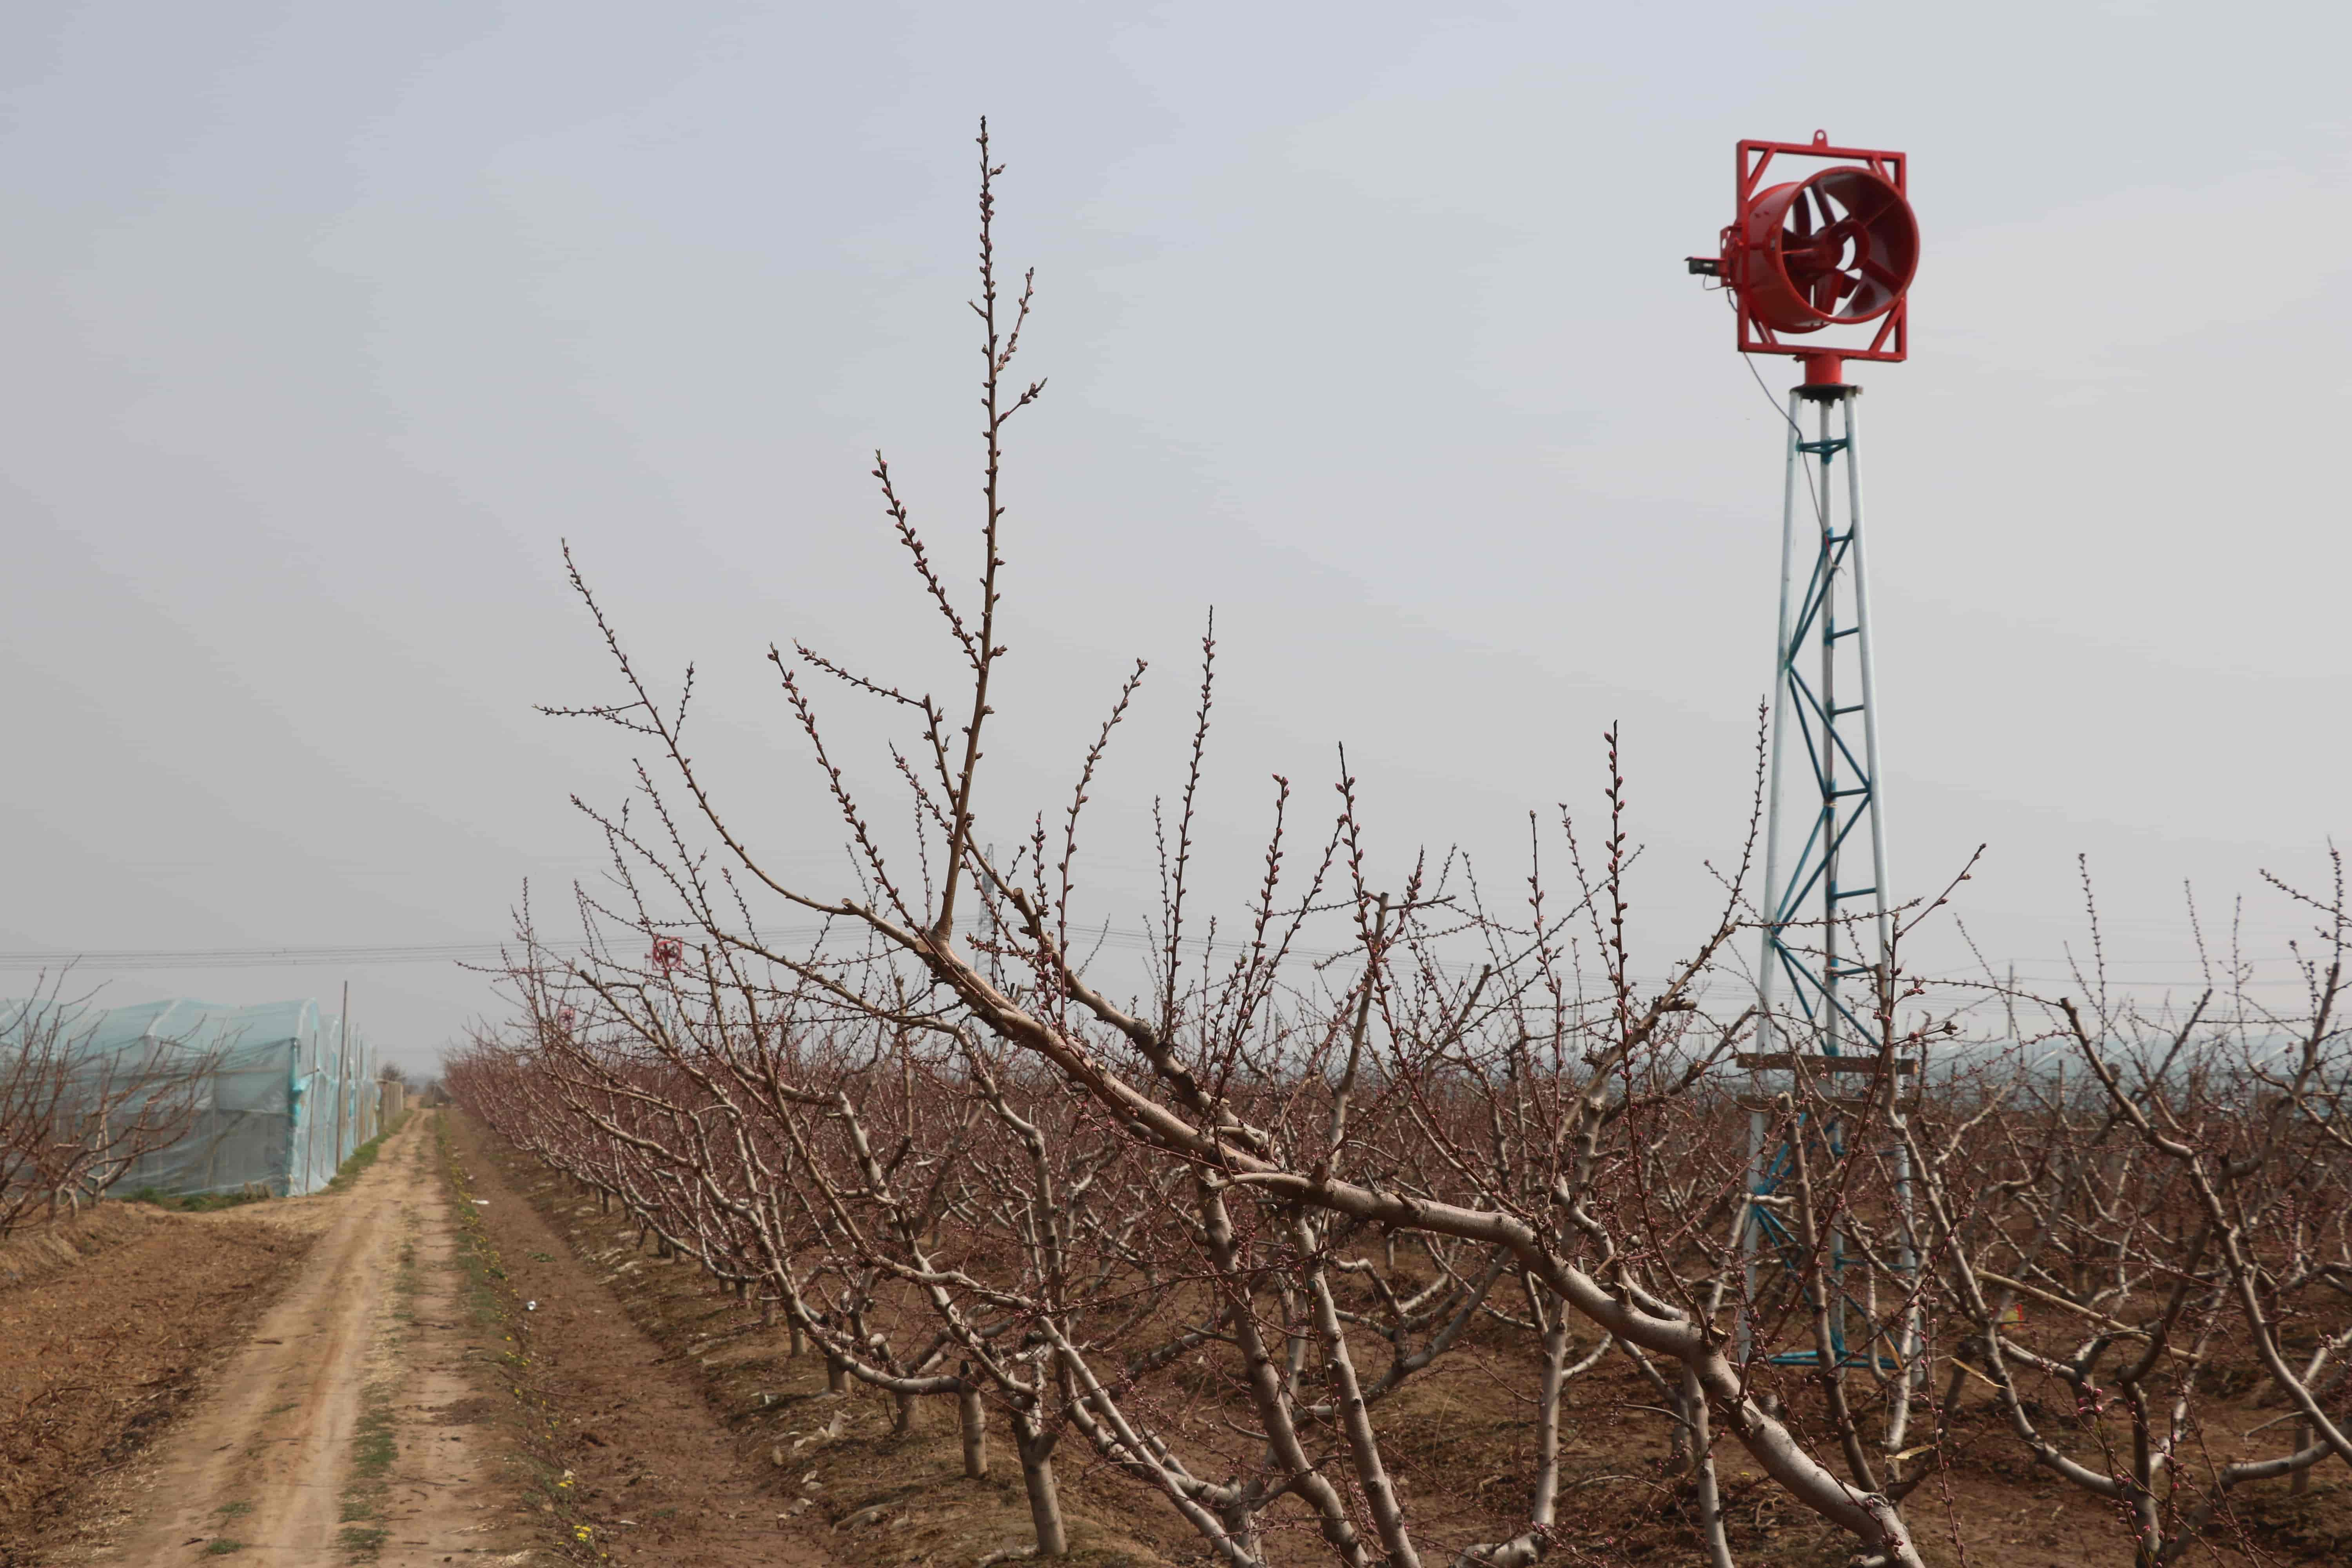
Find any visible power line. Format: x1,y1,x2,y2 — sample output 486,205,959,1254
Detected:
0,934,2321,995
0,940,548,971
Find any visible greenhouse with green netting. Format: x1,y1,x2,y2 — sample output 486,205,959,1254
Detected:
0,996,381,1200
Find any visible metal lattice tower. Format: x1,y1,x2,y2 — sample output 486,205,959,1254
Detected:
1760,384,1889,1052
1737,382,1918,1370
1684,133,1924,1374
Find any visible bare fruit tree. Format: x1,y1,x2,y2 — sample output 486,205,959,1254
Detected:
450,125,2351,1568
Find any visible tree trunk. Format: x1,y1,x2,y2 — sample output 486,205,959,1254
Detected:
1682,1365,1734,1568
788,1319,806,1358
959,1386,988,1478
1216,1498,1264,1568
1017,1431,1067,1556
892,1389,917,1436
826,1357,848,1396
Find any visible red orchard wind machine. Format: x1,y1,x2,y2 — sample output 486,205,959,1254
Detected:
1691,133,1924,1377
1695,134,1917,387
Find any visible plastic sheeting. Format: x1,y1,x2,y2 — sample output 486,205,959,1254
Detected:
0,997,380,1198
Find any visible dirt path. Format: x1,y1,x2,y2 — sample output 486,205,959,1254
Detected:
92,1115,524,1566
50,1109,831,1568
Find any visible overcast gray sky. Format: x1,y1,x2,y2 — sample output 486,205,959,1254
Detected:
5,2,2348,1071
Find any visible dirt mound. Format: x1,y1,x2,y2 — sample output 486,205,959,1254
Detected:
0,1205,176,1292
0,1207,312,1556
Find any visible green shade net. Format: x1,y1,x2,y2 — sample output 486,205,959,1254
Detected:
1,996,379,1198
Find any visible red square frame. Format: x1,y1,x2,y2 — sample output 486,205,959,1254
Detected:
1727,134,1909,367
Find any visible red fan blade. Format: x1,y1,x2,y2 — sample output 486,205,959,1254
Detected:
1815,187,1846,238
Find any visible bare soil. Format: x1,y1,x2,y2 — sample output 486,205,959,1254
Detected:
4,1114,613,1567
24,1114,566,1566
442,1109,834,1566
0,1203,310,1561
442,1111,1158,1568
456,1106,2352,1568
50,1107,2323,1568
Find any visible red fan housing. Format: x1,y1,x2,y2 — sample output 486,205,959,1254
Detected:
1702,133,1916,385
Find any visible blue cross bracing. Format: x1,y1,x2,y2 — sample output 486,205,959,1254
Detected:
1740,383,1921,1378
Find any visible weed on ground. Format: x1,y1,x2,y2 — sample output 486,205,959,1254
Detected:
337,1200,424,1560
336,1523,389,1554
336,1383,397,1556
